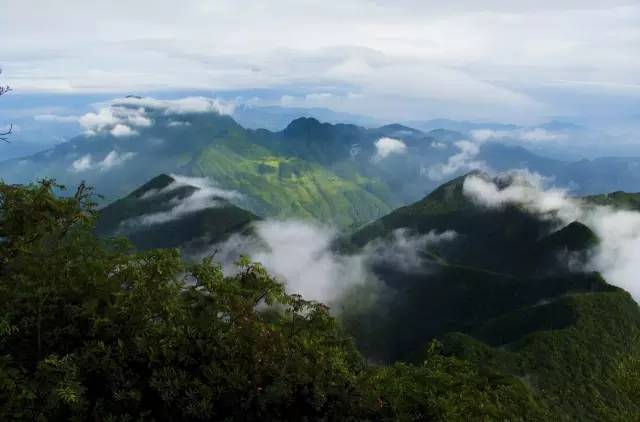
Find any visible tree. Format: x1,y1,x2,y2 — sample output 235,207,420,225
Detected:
0,180,371,420
0,68,12,143
0,180,566,421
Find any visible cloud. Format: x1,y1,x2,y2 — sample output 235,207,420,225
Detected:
4,1,638,123
425,140,488,181
98,150,136,170
372,137,407,162
250,221,366,304
197,219,459,306
127,174,241,226
71,154,92,172
79,105,151,136
167,120,191,127
462,170,640,300
462,170,574,219
110,124,137,137
34,114,79,123
471,128,568,143
69,150,136,172
75,96,233,137
362,228,457,273
113,96,236,115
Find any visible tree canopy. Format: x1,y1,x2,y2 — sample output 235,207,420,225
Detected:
1,180,638,421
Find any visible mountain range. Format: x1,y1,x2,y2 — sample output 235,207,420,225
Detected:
2,98,640,231
87,167,640,419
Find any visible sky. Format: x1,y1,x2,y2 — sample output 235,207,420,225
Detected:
0,0,638,134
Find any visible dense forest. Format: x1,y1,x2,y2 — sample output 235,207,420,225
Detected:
2,176,640,421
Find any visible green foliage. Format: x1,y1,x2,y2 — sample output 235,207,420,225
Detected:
3,180,640,421
364,341,549,421
583,191,640,211
189,134,392,229
0,180,368,420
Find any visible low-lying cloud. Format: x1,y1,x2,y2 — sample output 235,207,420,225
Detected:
372,137,407,162
463,170,640,300
425,140,488,181
199,220,458,307
114,96,236,116
470,128,568,144
70,150,136,172
127,174,241,226
362,228,457,273
44,96,235,137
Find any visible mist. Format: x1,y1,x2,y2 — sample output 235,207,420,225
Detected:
197,220,458,308
124,174,241,227
463,171,640,300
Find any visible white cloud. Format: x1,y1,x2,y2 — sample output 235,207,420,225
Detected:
110,124,137,137
167,120,191,127
79,105,151,136
4,1,638,122
462,170,640,300
363,228,457,273
471,128,568,143
425,140,488,181
34,114,79,123
250,221,364,304
519,128,568,142
69,150,136,172
127,174,241,226
71,154,92,172
113,96,235,115
197,219,459,306
463,171,576,219
97,150,136,170
75,96,232,137
372,137,407,161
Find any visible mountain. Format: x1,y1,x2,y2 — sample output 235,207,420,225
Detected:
349,172,592,276
402,118,519,133
95,174,258,251
339,173,640,418
232,104,380,131
2,98,640,230
0,102,395,229
584,191,640,211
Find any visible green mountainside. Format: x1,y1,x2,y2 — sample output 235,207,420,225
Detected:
95,174,258,251
337,172,640,419
0,109,400,228
6,100,640,232
3,172,640,420
584,191,640,211
349,172,586,276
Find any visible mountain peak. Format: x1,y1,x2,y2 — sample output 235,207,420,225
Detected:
282,117,329,137
539,221,598,252
130,174,176,198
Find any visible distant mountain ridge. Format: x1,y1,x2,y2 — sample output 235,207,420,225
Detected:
2,99,640,229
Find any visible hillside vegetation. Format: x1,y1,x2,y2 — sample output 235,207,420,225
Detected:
2,179,640,420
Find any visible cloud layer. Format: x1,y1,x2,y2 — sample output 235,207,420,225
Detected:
463,171,640,300
198,220,458,306
42,96,234,137
70,150,136,172
3,0,638,123
126,174,241,226
425,140,488,181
